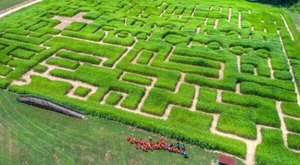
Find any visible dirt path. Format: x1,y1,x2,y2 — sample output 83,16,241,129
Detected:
276,101,288,146
159,6,168,17
210,114,262,165
162,104,174,120
136,77,157,112
147,52,157,66
236,83,241,94
267,58,275,79
188,40,193,48
53,12,93,30
254,67,258,76
178,9,185,19
112,37,138,69
0,0,41,19
131,49,144,64
281,14,295,41
191,5,198,17
219,63,225,80
165,46,175,62
228,8,232,22
204,18,208,26
196,27,201,34
191,85,200,111
214,19,219,29
238,12,242,29
174,72,185,93
237,56,241,72
278,30,300,105
276,101,300,153
216,90,222,103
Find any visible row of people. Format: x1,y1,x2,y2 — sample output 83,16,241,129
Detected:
127,135,188,158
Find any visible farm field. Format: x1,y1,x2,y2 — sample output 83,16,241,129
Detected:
0,0,300,164
0,0,29,11
0,90,241,164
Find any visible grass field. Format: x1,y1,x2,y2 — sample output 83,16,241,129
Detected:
288,10,300,33
0,90,245,165
0,0,29,11
0,0,300,164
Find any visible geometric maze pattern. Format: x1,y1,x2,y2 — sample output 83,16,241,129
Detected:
0,0,300,164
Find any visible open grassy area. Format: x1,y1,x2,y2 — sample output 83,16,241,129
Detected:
0,0,29,11
0,90,245,164
287,10,300,33
0,0,300,164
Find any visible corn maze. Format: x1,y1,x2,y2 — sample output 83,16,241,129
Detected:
0,0,300,164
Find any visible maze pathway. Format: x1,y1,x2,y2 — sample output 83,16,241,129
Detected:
0,0,300,164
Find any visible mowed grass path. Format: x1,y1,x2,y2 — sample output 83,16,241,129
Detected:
0,90,244,165
0,0,29,11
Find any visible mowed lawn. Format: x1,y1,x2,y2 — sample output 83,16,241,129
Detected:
0,90,244,165
0,0,29,11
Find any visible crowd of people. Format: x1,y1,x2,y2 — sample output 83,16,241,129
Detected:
127,135,188,158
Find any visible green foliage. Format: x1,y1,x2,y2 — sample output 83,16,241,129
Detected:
282,102,300,118
274,70,292,80
74,86,91,97
65,22,87,31
288,134,300,150
10,48,35,60
256,129,300,165
1,0,300,162
285,118,300,133
240,82,297,102
106,92,123,105
122,72,152,85
56,50,101,64
33,65,48,73
46,57,80,69
0,64,12,76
